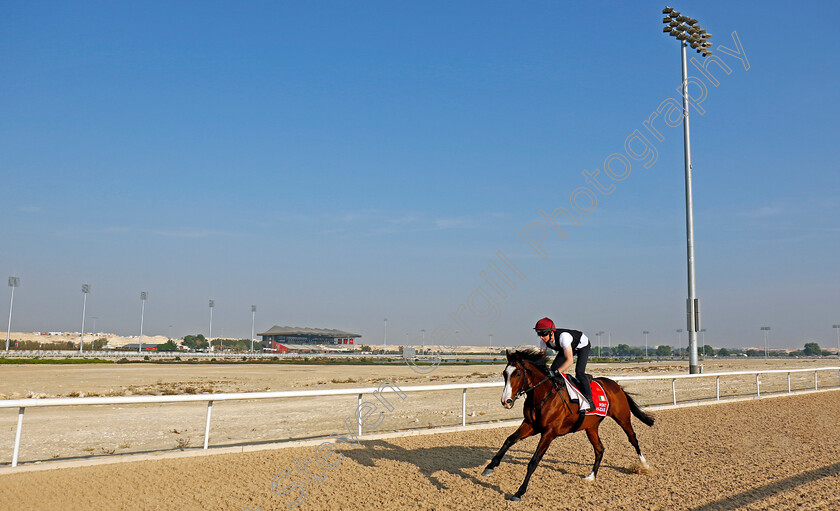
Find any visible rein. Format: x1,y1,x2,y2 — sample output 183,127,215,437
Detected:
515,364,554,407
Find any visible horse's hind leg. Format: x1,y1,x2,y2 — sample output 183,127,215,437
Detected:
482,421,534,476
613,408,648,468
584,426,605,481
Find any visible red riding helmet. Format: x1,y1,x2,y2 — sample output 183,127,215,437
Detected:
534,317,555,331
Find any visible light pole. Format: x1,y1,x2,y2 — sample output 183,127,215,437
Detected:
643,331,650,358
5,277,19,351
489,333,493,351
596,331,604,357
420,328,425,352
209,300,214,352
6,277,20,351
138,292,147,353
834,325,840,360
80,284,90,352
92,317,98,336
251,305,256,352
761,326,771,359
699,328,707,358
383,318,387,353
676,329,683,357
662,7,713,374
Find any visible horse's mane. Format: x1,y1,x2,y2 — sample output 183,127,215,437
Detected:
508,348,550,373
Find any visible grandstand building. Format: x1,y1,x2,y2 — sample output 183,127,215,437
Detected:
258,325,362,351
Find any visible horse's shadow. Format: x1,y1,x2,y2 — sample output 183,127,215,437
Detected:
339,438,518,494
337,436,633,497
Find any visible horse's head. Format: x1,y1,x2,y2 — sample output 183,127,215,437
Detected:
501,349,549,409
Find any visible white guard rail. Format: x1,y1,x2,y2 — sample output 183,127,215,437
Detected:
1,367,838,467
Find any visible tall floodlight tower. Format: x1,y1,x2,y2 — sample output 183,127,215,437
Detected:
80,284,90,352
383,318,388,353
209,300,215,351
834,325,840,360
643,331,650,358
761,326,771,358
662,6,713,374
251,305,257,352
139,292,148,353
6,277,20,351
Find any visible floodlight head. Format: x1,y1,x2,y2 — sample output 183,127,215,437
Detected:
209,300,214,308
690,41,700,49
8,277,20,287
82,284,90,294
703,32,712,38
670,28,680,36
687,18,698,25
663,17,673,23
669,20,680,27
663,6,674,14
676,15,688,22
663,26,672,32
141,291,147,300
251,305,256,312
671,10,681,17
676,33,688,40
677,24,689,31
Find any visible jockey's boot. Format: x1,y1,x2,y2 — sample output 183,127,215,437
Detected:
578,375,594,413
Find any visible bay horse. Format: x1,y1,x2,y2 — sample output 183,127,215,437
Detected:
481,348,654,502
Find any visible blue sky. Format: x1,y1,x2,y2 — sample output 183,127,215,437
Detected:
2,1,839,351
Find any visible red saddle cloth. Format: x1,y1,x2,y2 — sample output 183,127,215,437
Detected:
563,375,609,416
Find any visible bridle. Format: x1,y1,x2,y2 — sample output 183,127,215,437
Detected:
512,360,555,407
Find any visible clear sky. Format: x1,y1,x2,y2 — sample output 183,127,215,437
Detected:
2,1,839,351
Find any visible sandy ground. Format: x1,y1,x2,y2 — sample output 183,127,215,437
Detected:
1,358,838,465
1,390,838,510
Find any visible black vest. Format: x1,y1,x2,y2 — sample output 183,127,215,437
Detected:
550,329,585,353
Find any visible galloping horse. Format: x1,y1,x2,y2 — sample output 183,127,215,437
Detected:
481,348,654,502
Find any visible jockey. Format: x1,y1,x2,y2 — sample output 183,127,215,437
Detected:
534,317,593,412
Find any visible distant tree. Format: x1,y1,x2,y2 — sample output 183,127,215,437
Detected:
655,345,672,357
182,334,207,350
615,344,632,357
157,340,178,352
803,342,822,356
701,345,715,356
746,349,762,357
717,347,731,357
92,337,108,350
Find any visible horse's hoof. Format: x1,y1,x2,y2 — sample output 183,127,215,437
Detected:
508,495,522,502
481,468,494,477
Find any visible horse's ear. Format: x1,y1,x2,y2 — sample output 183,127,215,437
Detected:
505,349,511,361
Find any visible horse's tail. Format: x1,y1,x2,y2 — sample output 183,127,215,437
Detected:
625,392,655,427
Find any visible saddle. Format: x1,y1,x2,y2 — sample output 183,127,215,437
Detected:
550,372,591,392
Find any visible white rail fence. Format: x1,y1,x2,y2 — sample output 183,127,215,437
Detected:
2,367,838,468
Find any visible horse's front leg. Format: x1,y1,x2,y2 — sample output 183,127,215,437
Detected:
482,421,534,476
509,431,556,502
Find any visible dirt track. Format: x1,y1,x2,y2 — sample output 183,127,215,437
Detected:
1,390,838,510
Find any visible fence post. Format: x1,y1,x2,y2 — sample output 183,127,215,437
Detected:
671,379,676,405
756,374,760,397
715,376,720,401
462,388,467,427
814,371,818,391
358,394,363,437
203,401,213,449
12,407,24,467
787,373,791,393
